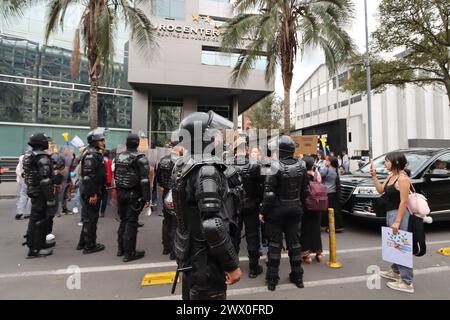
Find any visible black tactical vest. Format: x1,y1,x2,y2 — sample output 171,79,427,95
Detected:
277,160,304,206
158,155,175,190
115,151,139,189
23,150,48,187
234,160,260,206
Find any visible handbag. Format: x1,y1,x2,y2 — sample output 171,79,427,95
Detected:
407,184,430,216
305,172,328,212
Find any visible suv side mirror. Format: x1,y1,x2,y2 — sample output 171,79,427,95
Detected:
423,172,450,179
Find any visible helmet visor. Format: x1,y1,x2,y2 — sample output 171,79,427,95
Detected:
207,111,234,131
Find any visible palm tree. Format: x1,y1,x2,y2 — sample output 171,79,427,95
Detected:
47,0,156,129
5,0,156,129
222,0,356,134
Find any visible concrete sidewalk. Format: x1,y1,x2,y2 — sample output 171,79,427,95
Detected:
0,182,17,199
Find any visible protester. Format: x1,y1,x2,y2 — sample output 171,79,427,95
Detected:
315,151,326,169
15,153,31,220
371,151,414,294
99,150,113,218
342,151,350,173
300,156,324,264
320,156,344,232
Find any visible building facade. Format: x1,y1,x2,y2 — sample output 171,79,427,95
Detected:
293,64,450,158
0,6,132,156
129,0,273,147
0,0,274,155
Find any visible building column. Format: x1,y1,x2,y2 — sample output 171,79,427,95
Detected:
424,86,435,139
131,90,148,135
232,96,239,127
386,87,399,151
405,84,417,142
183,97,197,118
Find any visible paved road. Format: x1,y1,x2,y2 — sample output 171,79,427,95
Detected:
0,190,449,300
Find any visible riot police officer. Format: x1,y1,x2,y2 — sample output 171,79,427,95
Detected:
114,134,151,262
260,135,309,291
156,143,181,259
172,111,241,300
22,133,55,258
232,138,263,278
77,128,107,254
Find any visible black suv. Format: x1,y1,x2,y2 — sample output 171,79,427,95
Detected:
340,148,450,222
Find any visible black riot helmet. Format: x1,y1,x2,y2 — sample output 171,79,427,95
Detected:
178,111,234,155
28,132,51,150
126,133,140,149
278,135,296,159
51,152,65,170
87,127,109,147
268,135,296,160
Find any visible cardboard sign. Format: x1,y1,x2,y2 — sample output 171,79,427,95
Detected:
292,135,318,157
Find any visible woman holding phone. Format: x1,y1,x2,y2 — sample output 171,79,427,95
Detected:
370,152,414,294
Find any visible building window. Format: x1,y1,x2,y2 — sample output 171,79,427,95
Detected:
331,77,337,90
198,105,230,119
319,106,328,114
328,104,337,111
154,0,185,21
319,82,327,96
339,99,349,108
201,48,266,70
351,95,362,104
150,97,183,148
311,87,319,99
338,71,349,87
348,132,352,143
304,91,311,101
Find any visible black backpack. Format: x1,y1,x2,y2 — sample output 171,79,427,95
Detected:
408,215,426,256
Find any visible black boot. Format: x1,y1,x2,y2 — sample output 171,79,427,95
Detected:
267,278,278,291
249,264,263,278
27,248,53,259
289,272,304,288
83,243,105,254
123,250,145,262
169,251,176,260
117,248,124,257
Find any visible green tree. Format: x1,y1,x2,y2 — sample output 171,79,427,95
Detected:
343,0,450,106
221,0,356,134
245,93,284,130
4,0,156,129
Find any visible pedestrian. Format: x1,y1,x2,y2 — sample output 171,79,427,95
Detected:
260,135,309,291
99,149,113,218
315,151,326,169
76,128,107,254
172,111,241,300
60,146,75,215
320,156,344,232
22,133,56,258
300,156,324,264
114,134,151,262
371,151,415,293
342,151,350,173
15,153,31,220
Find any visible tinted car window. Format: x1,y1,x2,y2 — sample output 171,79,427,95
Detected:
359,152,433,176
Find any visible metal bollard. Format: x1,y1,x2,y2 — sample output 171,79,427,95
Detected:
327,208,342,269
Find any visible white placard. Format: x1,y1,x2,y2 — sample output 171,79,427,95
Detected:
71,136,85,149
382,227,413,268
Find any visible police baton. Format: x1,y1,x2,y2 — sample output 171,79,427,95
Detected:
171,266,192,294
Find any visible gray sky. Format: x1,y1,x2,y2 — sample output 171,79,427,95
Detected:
275,0,381,100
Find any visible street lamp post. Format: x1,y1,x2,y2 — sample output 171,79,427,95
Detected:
364,0,373,159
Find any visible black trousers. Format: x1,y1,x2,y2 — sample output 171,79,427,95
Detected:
78,195,101,249
181,249,227,300
162,208,177,252
237,207,261,269
117,189,143,255
321,192,344,229
25,193,47,251
265,206,303,281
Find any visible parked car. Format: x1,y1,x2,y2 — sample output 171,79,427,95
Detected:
340,148,450,223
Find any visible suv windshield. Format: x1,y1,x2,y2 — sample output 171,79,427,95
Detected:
358,152,433,176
